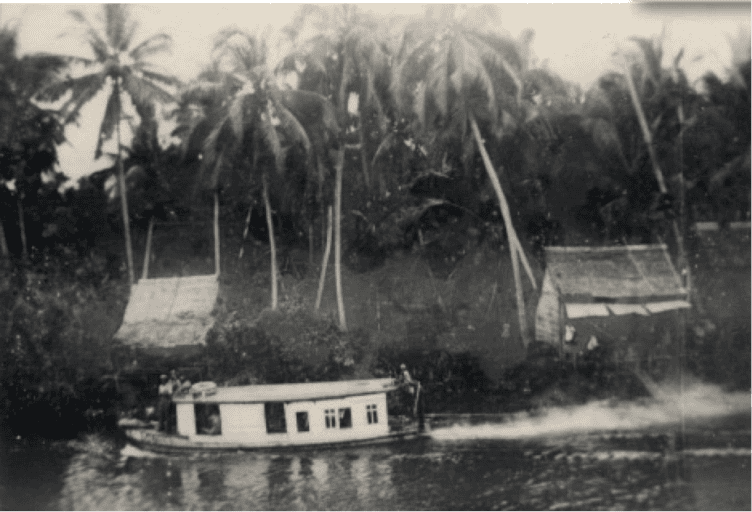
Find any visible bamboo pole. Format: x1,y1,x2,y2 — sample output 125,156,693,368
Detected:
315,206,333,311
141,217,154,280
214,190,220,277
469,114,533,347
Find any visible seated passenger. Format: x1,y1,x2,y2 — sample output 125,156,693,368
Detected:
201,411,221,435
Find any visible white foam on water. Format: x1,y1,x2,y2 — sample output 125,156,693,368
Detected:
430,382,750,441
120,444,162,459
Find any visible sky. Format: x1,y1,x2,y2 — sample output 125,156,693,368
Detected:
1,2,749,183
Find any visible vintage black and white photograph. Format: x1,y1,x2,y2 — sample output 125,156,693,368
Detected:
0,2,749,510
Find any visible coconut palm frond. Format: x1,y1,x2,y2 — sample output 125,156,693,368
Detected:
59,73,106,124
201,118,227,169
122,69,175,106
94,89,121,159
427,39,451,118
104,4,129,52
129,33,173,61
275,102,312,155
414,81,427,127
135,65,182,88
228,93,246,140
67,10,111,63
371,131,396,168
629,36,662,86
119,19,139,53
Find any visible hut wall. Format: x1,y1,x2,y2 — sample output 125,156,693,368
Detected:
535,273,560,345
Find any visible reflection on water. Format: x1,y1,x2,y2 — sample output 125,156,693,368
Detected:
47,420,749,511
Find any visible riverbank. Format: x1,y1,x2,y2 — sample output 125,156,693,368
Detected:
1,239,749,441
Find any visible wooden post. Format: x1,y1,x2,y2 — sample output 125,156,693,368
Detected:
214,190,220,277
141,217,154,281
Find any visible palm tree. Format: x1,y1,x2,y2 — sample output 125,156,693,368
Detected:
0,26,65,260
39,4,178,284
283,4,397,330
185,29,337,310
284,4,393,193
392,5,537,346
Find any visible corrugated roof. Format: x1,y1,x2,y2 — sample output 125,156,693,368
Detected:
114,275,218,348
174,379,398,403
544,245,685,300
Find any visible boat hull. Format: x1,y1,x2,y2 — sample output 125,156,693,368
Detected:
123,427,427,454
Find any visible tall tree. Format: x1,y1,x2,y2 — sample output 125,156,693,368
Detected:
392,5,537,346
0,26,66,259
39,4,178,284
283,4,396,330
184,29,337,310
284,4,393,193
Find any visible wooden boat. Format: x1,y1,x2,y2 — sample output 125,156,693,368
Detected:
122,378,427,453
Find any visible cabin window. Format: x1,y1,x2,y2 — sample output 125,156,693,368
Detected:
325,409,336,429
338,408,352,429
296,412,310,432
366,404,379,424
195,404,221,435
265,402,287,434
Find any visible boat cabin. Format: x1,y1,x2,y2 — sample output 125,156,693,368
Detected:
172,379,397,447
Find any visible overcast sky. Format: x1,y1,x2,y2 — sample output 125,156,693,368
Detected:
2,2,749,183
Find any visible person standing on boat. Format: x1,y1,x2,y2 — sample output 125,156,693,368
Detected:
157,374,173,432
167,369,181,433
398,363,419,417
177,374,192,395
399,364,414,389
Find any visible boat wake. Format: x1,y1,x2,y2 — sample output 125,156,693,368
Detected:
429,382,750,441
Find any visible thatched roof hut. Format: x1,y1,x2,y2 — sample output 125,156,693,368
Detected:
535,245,689,358
114,275,218,351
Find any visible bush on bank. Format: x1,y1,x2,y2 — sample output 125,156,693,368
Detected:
0,252,127,438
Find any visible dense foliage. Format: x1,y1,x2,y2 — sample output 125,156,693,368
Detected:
0,5,748,438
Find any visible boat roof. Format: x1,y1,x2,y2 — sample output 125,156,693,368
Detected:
174,378,398,404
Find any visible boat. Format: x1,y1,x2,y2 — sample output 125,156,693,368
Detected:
122,378,427,453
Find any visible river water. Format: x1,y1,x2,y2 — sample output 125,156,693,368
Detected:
1,384,750,510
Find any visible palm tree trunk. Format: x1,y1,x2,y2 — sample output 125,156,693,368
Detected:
622,61,687,270
262,173,278,310
114,79,136,285
334,149,347,331
141,217,154,280
469,114,532,348
16,195,27,259
315,206,333,311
